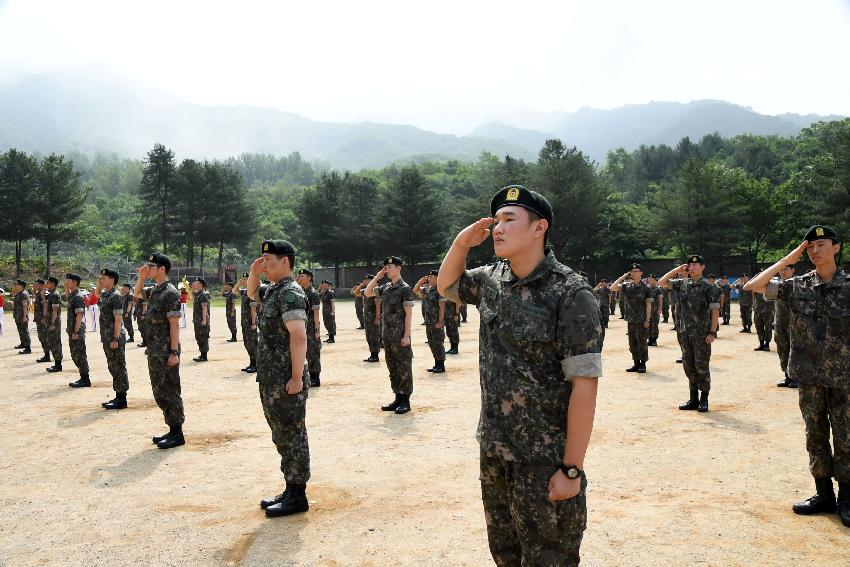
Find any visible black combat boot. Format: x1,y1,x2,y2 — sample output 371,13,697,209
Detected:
637,362,646,374
697,391,709,412
18,347,31,354
381,394,401,411
679,390,699,410
626,362,641,372
157,426,185,449
394,395,411,414
310,372,320,387
69,374,91,388
127,335,134,343
763,343,770,352
46,363,62,373
193,352,208,362
676,358,683,364
13,344,23,349
103,392,127,410
265,484,308,517
260,488,288,510
36,353,51,363
228,334,237,342
364,352,379,362
777,376,792,387
446,344,459,355
246,361,257,374
837,483,850,527
431,361,446,374
792,478,837,515
325,336,335,344
754,342,764,351
787,379,799,388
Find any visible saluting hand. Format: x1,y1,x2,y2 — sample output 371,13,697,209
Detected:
250,257,265,275
456,218,493,248
785,240,808,266
137,265,150,279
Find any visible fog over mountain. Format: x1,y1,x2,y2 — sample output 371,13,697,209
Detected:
0,71,843,168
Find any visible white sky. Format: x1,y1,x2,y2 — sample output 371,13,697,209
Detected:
1,0,848,134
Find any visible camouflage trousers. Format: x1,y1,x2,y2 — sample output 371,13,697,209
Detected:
365,320,382,353
649,313,660,343
662,300,670,322
102,341,129,393
194,323,209,354
15,318,30,348
798,384,850,483
147,355,184,427
355,299,364,327
598,305,609,328
609,302,616,316
123,314,134,340
242,324,258,361
460,304,468,322
774,327,791,374
35,320,49,355
137,316,148,343
259,379,311,484
722,300,731,323
681,334,711,392
754,309,773,344
671,303,678,327
226,312,237,337
627,322,649,363
480,450,586,567
384,340,413,395
307,331,322,375
323,310,336,338
68,332,89,375
739,305,752,329
445,319,460,347
47,324,63,364
426,325,445,362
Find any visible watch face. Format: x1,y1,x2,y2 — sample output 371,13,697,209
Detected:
567,468,579,479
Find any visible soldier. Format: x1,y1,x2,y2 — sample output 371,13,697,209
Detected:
773,264,797,388
647,274,663,347
460,302,468,323
97,269,129,410
592,279,611,339
65,273,91,388
33,279,51,363
732,274,753,333
296,268,322,387
222,280,238,342
658,255,720,412
365,256,415,415
12,279,31,354
413,270,446,374
249,240,311,518
120,284,136,343
610,263,652,373
744,226,849,526
753,271,775,352
610,289,617,316
191,278,210,362
617,287,626,319
661,285,672,323
135,253,185,450
351,281,365,329
438,185,602,566
318,280,336,343
239,273,259,373
135,284,150,348
361,274,383,362
718,275,732,325
45,277,64,373
0,287,5,336
444,295,461,355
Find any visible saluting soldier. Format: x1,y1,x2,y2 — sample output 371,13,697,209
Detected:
593,279,611,330
45,276,64,372
753,270,775,352
120,283,136,343
647,274,663,347
319,280,336,343
438,185,602,566
744,226,849,526
222,280,238,342
33,279,51,363
296,268,322,387
249,240,312,518
732,274,753,333
191,278,210,362
361,274,383,362
611,263,652,373
239,274,259,373
65,273,91,388
365,256,415,415
773,264,797,388
718,275,732,325
12,279,31,354
413,270,446,374
661,285,672,323
135,253,185,449
351,281,365,329
658,255,720,412
97,269,129,410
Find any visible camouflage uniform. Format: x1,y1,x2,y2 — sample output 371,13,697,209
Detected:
224,289,238,339
670,277,720,392
136,287,153,345
775,270,850,484
320,288,336,338
241,289,259,363
45,288,63,364
648,285,662,344
378,279,415,396
445,250,603,566
256,278,310,484
145,281,184,428
99,288,129,394
363,291,383,354
594,286,610,329
772,277,791,376
66,289,89,376
304,285,322,376
34,288,49,357
444,298,460,349
620,280,652,365
754,291,775,345
661,287,672,323
423,285,446,363
13,289,31,348
718,282,732,324
354,291,364,328
192,289,211,355
734,280,753,330
122,292,135,341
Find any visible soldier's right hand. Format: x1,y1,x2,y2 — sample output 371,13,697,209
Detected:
250,257,265,275
455,218,493,248
137,265,150,279
785,240,808,265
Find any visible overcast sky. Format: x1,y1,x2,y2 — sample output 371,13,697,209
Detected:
1,0,848,134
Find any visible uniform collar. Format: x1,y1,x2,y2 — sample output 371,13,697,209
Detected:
499,250,558,287
812,268,847,288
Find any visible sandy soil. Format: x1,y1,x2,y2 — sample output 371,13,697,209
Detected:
0,301,848,567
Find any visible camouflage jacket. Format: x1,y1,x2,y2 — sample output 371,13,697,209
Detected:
320,288,335,311
98,288,127,344
46,289,62,328
754,288,775,315
648,286,662,316
13,290,30,322
670,277,721,337
594,287,611,309
773,277,791,338
733,280,753,307
304,285,321,334
377,279,415,342
193,290,210,325
718,283,732,301
363,290,379,321
620,280,652,324
240,289,257,328
66,290,86,334
256,277,308,390
446,250,603,464
146,282,181,358
224,290,236,317
33,290,46,325
444,297,458,320
775,269,850,387
422,285,446,325
122,293,134,317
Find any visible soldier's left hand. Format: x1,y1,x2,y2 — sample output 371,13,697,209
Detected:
705,334,715,345
314,330,320,340
71,333,79,341
643,321,649,329
548,469,581,502
285,377,303,395
435,321,444,329
400,335,411,347
110,340,119,350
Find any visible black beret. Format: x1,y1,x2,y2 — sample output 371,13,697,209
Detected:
195,277,206,286
629,263,643,271
35,278,45,284
384,256,404,266
804,224,839,243
121,283,132,288
428,270,438,276
262,240,296,256
647,274,656,279
100,268,119,282
741,273,749,277
47,276,59,285
16,279,27,286
65,273,82,283
321,279,333,285
490,185,554,225
577,271,588,278
148,253,171,271
686,255,705,264
707,273,715,279
298,268,314,277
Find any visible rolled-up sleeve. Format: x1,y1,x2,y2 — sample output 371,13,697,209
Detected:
444,265,488,306
558,288,603,380
166,289,182,318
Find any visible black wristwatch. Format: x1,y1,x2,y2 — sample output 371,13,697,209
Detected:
169,349,179,356
559,464,582,480
709,330,717,337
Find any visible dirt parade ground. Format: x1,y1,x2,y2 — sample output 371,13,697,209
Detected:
1,299,849,567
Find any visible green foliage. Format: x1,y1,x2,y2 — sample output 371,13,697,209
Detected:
137,143,177,253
